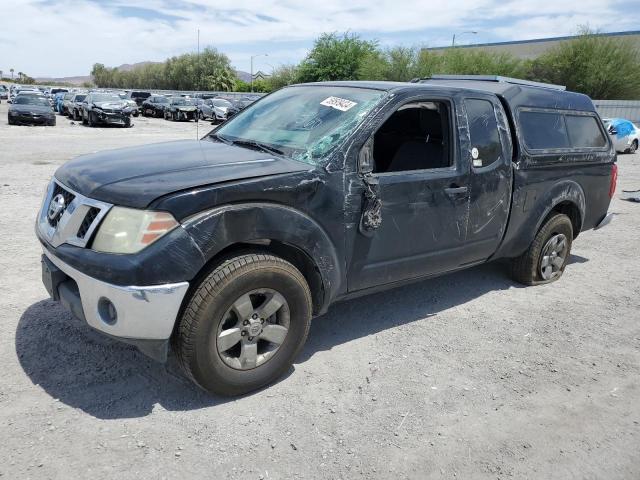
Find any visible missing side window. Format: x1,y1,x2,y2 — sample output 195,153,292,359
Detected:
372,100,452,173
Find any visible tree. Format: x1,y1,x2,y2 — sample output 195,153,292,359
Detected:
267,64,299,90
9,68,14,80
296,32,378,82
89,47,237,91
527,29,640,99
359,47,421,81
204,67,236,91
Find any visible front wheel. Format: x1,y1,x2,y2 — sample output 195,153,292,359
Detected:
627,139,638,154
175,253,312,396
510,213,573,285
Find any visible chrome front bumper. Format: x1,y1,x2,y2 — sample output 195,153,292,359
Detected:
43,249,189,341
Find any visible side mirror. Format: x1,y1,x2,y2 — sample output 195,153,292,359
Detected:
358,136,374,174
609,128,617,135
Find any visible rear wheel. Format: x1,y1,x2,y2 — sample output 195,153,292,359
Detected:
628,139,638,154
510,213,573,285
175,253,312,396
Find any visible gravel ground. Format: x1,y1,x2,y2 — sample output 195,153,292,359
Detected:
0,102,639,479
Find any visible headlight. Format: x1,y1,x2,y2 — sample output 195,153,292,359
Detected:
92,207,179,254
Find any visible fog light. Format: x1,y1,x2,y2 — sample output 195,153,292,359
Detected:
98,297,118,325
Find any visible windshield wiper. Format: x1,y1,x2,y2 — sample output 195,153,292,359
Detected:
228,139,285,157
209,132,233,145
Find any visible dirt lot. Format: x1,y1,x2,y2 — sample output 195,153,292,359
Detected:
0,101,638,479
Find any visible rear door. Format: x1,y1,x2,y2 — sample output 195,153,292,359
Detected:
462,96,513,261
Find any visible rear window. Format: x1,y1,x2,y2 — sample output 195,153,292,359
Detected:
565,115,607,148
520,110,607,151
519,111,569,150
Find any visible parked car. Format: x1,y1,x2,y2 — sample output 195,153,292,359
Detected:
8,94,56,125
53,92,66,113
60,92,76,116
80,92,133,127
67,93,87,120
118,93,139,117
198,98,239,123
127,91,151,108
0,85,8,100
10,87,40,101
36,77,615,396
164,97,197,121
603,117,639,154
141,95,170,117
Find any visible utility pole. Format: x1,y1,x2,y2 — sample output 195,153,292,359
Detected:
451,31,477,47
250,53,268,92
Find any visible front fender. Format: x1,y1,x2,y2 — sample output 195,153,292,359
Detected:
183,202,342,311
494,177,586,260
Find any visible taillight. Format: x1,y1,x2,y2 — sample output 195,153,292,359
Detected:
609,163,618,198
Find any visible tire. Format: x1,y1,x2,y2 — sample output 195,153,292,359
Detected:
628,139,638,154
175,253,313,396
8,117,15,125
88,111,95,127
510,213,573,285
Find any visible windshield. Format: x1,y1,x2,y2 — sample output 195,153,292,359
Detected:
171,97,196,105
74,94,86,102
213,86,385,165
211,99,232,108
91,94,122,103
14,96,50,106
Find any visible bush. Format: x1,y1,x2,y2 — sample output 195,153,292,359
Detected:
297,33,378,82
527,29,640,99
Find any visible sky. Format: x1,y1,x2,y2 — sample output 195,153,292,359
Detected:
1,0,639,79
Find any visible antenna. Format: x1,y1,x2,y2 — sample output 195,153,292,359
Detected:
196,28,200,140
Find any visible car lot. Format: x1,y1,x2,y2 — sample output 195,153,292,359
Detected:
1,101,639,479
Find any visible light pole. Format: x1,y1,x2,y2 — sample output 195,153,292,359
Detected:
250,53,268,92
451,31,477,47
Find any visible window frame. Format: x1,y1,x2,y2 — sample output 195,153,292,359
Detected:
367,97,456,177
516,107,610,155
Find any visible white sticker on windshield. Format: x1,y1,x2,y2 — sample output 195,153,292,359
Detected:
320,96,357,112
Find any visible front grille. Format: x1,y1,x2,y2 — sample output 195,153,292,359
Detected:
48,183,76,227
77,207,100,239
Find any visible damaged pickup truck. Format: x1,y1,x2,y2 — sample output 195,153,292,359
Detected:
36,76,616,395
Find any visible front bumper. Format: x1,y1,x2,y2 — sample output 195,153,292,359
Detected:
95,111,130,124
9,113,55,125
42,249,189,360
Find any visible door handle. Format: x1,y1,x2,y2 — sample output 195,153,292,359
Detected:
444,186,468,196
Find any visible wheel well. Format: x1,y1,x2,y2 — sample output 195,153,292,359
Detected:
189,240,326,316
551,201,582,238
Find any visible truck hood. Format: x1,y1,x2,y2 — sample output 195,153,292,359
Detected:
55,139,311,208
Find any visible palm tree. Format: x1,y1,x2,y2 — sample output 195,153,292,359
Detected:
10,68,14,80
205,68,236,92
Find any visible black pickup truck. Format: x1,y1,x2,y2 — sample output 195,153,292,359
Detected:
36,76,616,395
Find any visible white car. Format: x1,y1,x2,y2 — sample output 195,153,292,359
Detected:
603,118,639,154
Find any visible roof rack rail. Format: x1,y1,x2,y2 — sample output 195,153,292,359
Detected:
426,75,566,91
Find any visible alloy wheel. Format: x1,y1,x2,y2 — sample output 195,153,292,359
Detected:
216,289,290,370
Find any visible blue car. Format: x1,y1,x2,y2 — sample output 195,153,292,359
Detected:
54,92,66,114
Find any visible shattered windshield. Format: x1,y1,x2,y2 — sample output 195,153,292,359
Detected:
211,86,386,165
